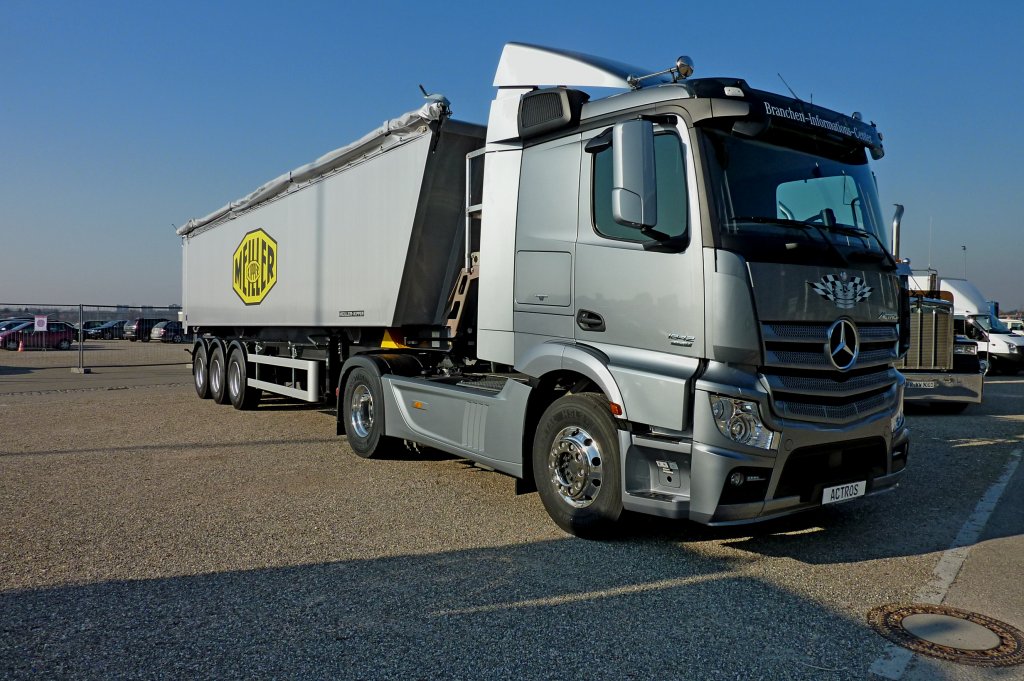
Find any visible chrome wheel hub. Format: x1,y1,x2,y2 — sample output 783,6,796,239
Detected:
195,357,205,388
210,357,221,393
548,426,603,508
228,361,242,397
350,384,374,438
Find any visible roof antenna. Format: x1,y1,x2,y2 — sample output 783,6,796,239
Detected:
777,73,803,102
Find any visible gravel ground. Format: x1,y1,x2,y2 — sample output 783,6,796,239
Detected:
1,366,1022,679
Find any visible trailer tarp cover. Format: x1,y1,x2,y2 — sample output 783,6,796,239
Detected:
176,102,448,236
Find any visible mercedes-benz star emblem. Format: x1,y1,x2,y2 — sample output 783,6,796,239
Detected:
826,319,859,371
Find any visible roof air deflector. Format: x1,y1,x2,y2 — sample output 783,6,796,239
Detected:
493,42,667,90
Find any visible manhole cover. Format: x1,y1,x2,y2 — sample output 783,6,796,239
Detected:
868,603,1024,667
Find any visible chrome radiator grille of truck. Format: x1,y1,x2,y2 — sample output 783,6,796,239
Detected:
760,322,900,424
897,303,953,371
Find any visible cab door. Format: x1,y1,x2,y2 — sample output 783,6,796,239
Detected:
574,123,704,360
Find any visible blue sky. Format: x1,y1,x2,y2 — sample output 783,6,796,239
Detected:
2,1,1022,311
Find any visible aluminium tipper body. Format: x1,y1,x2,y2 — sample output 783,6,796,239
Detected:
179,105,485,330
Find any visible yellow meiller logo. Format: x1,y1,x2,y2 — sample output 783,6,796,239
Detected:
232,229,277,305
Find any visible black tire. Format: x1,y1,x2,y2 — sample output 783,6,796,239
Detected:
172,334,183,344
532,392,623,539
5,338,18,351
209,344,229,405
341,366,399,458
56,339,71,350
227,347,261,410
193,344,211,399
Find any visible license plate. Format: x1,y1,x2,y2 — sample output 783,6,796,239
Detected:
908,380,937,389
822,481,866,505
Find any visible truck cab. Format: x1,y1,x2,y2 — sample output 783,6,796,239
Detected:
471,44,908,527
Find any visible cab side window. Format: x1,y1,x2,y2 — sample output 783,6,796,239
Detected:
592,133,688,242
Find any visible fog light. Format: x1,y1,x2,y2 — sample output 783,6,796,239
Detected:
708,394,777,450
728,471,746,487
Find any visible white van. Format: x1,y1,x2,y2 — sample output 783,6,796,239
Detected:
1000,318,1024,336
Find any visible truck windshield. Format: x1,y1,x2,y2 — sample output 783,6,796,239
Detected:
700,126,889,267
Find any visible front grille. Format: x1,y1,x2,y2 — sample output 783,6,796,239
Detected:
768,347,895,370
761,321,900,424
898,303,953,370
775,388,895,421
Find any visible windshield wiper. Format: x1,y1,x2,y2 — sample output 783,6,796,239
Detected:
729,216,849,266
820,222,898,271
730,216,814,229
730,216,896,270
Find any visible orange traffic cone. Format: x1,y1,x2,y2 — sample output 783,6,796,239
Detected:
17,338,24,352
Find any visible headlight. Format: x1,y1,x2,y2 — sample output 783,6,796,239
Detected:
953,343,977,355
709,395,776,450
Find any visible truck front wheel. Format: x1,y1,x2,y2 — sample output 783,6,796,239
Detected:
532,393,623,539
342,367,399,458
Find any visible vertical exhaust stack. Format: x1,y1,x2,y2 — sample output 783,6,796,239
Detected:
891,204,905,260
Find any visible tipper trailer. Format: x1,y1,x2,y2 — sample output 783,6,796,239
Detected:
179,43,911,537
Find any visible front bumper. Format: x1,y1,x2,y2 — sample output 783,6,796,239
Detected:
903,370,984,405
619,384,910,525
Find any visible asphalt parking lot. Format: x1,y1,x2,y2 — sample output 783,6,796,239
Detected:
1,364,1022,680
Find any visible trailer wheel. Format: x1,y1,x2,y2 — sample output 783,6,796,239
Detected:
193,345,211,399
209,345,229,404
227,347,261,410
533,393,623,539
342,366,398,458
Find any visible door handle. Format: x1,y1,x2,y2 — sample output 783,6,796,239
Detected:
576,309,606,332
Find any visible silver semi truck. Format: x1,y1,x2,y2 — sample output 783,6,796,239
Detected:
178,43,911,537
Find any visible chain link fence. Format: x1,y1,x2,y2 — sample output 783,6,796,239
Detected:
0,303,193,371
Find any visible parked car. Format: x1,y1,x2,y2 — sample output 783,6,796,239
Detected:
124,318,168,342
86,319,128,340
77,320,106,333
0,318,34,332
150,321,186,343
0,320,77,351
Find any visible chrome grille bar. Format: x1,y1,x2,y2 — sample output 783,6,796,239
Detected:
760,321,900,425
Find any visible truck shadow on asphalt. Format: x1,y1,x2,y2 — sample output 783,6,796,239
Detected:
0,539,887,680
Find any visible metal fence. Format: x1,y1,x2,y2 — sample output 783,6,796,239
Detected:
0,303,192,371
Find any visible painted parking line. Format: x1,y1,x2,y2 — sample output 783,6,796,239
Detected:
869,448,1022,679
